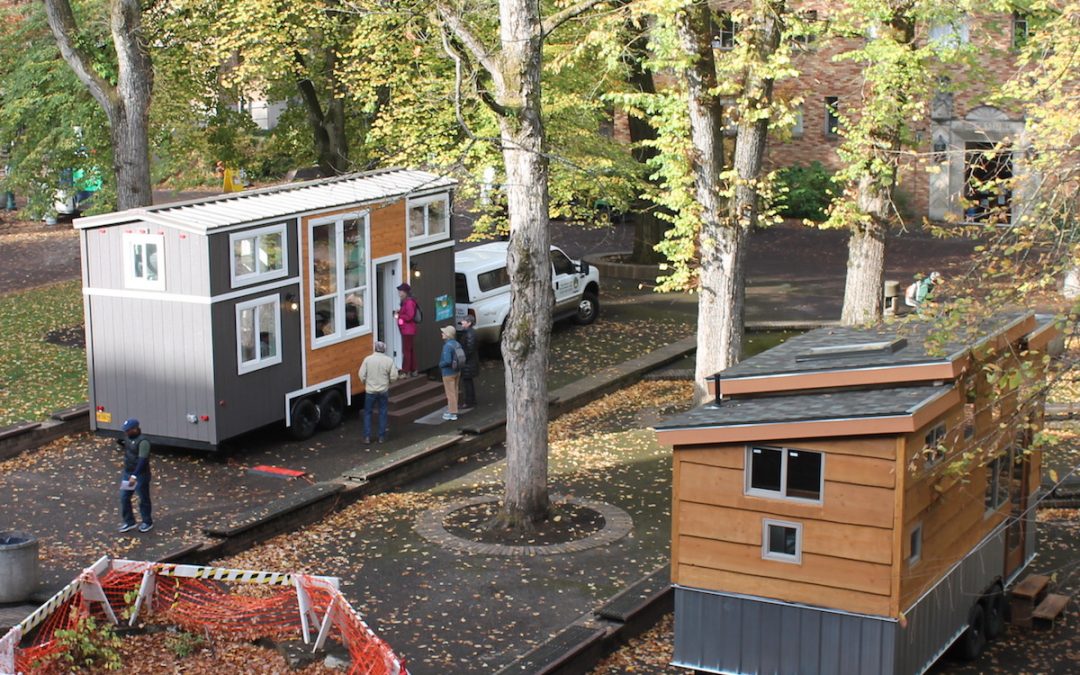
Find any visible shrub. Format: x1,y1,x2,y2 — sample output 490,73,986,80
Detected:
34,610,123,672
775,161,835,221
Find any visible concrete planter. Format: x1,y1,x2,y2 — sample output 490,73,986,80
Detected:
0,531,40,603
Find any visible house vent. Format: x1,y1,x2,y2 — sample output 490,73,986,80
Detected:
795,337,908,362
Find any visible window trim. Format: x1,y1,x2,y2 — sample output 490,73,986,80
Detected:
1011,11,1029,50
407,193,451,246
824,96,840,139
762,518,803,564
745,445,824,504
123,232,166,291
235,294,282,374
229,223,289,288
712,12,738,50
308,212,372,349
984,453,1010,516
908,523,923,566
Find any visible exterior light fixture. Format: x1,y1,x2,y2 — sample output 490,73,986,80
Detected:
933,137,948,164
285,293,299,311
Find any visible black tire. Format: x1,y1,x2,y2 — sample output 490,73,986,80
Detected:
316,389,345,430
985,585,1006,640
573,291,599,325
288,398,320,441
956,602,987,661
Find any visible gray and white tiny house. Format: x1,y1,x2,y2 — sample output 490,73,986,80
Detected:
76,168,457,450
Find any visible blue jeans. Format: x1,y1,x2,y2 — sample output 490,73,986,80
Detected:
119,469,152,526
363,391,389,439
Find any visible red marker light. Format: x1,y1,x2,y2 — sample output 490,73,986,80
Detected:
200,415,210,422
96,406,105,411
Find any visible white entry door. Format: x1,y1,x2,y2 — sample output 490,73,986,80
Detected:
374,256,403,368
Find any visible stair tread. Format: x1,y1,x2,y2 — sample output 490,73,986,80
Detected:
1012,574,1050,600
1033,593,1070,620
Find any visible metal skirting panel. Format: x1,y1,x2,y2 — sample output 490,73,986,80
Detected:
673,587,897,675
895,525,1006,675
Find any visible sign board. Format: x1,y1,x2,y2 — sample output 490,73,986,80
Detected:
434,294,454,321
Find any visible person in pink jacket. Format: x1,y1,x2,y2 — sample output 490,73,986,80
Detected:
396,283,420,376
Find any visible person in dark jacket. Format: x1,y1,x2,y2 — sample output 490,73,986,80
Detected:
457,315,480,408
116,418,153,533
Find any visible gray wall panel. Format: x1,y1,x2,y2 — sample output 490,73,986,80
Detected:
896,526,1006,675
408,246,455,372
84,223,209,295
674,587,898,675
210,285,303,442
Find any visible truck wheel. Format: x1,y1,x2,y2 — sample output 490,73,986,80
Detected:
985,585,1006,639
956,602,987,661
316,389,345,430
288,398,320,440
573,291,599,325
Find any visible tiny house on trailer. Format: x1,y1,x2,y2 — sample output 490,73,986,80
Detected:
655,312,1058,675
76,168,457,450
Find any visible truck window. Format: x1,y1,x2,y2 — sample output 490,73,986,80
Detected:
478,267,510,293
454,273,471,304
551,249,575,276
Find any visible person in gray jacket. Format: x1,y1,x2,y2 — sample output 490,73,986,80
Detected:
359,341,399,444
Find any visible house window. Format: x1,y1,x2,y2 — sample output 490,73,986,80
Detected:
310,214,369,345
923,423,947,467
124,233,165,290
909,523,923,565
746,446,823,502
230,223,288,287
762,519,802,563
712,13,737,50
824,97,840,138
1012,12,1029,49
984,453,1010,513
236,295,281,374
407,194,450,244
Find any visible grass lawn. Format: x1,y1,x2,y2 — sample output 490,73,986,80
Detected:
0,279,87,426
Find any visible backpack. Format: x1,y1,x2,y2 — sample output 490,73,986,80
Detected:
451,341,466,372
411,298,423,324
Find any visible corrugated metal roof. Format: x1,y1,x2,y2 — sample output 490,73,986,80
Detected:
74,167,457,232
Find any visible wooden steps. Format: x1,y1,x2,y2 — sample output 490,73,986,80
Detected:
383,375,447,424
1010,574,1071,628
1032,593,1071,626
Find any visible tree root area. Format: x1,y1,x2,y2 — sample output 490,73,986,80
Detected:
443,501,605,546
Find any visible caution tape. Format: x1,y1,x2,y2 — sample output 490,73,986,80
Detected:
14,578,80,635
154,563,294,586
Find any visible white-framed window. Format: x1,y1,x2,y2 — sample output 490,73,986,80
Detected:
923,423,947,468
124,232,165,291
928,18,970,48
230,223,288,287
310,213,370,346
712,12,738,50
1012,12,1029,49
762,519,802,564
407,194,450,245
236,295,282,374
908,523,923,565
746,445,824,502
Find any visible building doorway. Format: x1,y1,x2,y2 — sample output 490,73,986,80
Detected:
374,256,403,369
964,141,1013,224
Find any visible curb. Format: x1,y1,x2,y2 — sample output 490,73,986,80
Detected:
581,252,671,282
0,404,90,461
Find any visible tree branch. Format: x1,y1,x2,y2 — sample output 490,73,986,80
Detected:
41,0,117,114
437,24,512,118
435,3,500,81
541,0,607,37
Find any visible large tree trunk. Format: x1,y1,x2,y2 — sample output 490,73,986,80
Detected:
496,0,553,528
44,0,153,210
841,176,889,324
295,51,350,176
623,16,665,265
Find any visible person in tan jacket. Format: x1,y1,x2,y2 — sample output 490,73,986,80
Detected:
358,341,399,444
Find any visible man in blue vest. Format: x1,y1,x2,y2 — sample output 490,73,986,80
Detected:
117,418,153,533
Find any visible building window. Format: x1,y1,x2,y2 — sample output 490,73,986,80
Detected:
712,12,737,50
1012,12,1029,49
124,232,165,291
746,446,823,502
407,194,450,244
923,423,947,467
824,97,840,138
310,214,370,345
236,295,281,374
792,104,804,137
928,18,970,48
909,523,923,565
984,453,1010,514
230,223,288,287
762,519,802,564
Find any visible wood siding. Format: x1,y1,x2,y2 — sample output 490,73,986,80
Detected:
672,437,898,617
302,201,407,392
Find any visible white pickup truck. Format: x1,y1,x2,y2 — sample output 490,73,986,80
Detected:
454,242,601,344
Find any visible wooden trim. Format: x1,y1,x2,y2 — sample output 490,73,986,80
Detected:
711,362,960,397
1026,321,1058,351
659,388,960,446
672,457,682,585
890,434,906,617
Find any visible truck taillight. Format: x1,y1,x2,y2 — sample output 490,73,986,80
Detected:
468,309,476,320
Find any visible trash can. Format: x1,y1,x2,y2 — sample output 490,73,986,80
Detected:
0,531,40,603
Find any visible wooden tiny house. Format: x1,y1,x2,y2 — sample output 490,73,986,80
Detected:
656,312,1058,675
76,169,456,449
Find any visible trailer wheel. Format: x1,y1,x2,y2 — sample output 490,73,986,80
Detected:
316,389,345,430
288,398,320,441
984,585,1006,639
956,602,987,661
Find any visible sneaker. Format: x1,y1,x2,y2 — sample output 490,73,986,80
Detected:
118,523,137,533
363,436,371,444
441,412,452,420
138,522,154,533
377,436,386,444
447,413,458,421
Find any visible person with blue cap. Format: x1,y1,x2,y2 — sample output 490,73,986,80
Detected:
117,418,153,533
